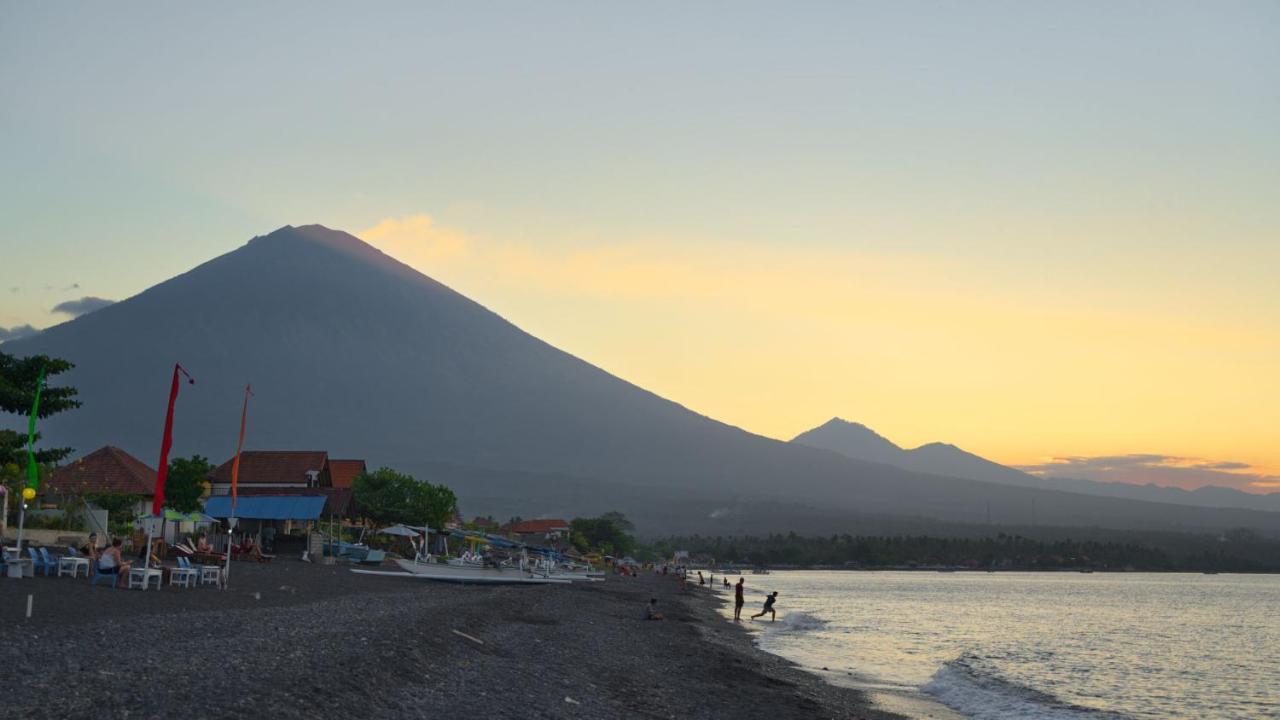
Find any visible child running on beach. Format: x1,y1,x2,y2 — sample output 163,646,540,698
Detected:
751,591,778,622
734,577,745,621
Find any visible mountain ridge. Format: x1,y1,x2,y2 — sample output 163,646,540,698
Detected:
792,417,1279,513
6,225,1279,535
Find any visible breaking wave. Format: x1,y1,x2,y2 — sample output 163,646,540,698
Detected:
924,655,1131,720
774,611,829,632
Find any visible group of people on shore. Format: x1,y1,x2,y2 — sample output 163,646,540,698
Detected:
651,565,779,622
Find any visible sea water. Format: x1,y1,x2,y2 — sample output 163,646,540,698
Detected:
719,571,1278,719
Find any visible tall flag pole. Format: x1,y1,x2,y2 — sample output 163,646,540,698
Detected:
15,365,46,554
148,363,194,570
224,384,252,588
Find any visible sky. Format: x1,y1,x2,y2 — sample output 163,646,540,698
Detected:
2,2,1277,492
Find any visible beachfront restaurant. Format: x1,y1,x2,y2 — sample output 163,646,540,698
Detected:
203,495,327,556
204,450,362,553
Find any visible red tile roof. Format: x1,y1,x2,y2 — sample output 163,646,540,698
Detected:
327,459,366,489
209,451,328,485
47,446,156,497
508,519,571,534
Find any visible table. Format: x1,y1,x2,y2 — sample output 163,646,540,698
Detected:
199,565,222,586
58,556,90,578
128,567,163,591
6,558,32,579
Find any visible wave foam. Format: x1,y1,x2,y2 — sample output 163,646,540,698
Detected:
774,611,829,632
924,656,1130,720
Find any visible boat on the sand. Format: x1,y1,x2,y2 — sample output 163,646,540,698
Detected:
352,568,571,584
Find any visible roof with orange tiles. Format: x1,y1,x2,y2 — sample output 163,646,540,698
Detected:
327,459,367,489
209,451,328,485
507,519,571,534
47,446,156,496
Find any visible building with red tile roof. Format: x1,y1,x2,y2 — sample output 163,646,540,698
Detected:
506,518,571,542
206,451,365,519
207,450,330,493
46,446,157,498
327,459,367,489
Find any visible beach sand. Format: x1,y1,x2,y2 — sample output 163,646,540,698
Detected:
0,561,903,719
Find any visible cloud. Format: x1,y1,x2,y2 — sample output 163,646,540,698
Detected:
1018,454,1279,493
0,324,38,342
358,215,468,266
51,296,116,318
1195,461,1250,471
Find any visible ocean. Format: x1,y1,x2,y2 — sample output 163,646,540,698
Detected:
717,571,1278,719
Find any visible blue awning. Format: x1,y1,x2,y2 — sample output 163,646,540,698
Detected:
203,495,326,520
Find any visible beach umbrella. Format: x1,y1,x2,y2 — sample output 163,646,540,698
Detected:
138,508,210,523
376,524,421,537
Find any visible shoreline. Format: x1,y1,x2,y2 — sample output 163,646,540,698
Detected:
693,581,963,720
1,561,907,719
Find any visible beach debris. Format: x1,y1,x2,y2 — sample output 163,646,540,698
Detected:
27,594,33,619
252,592,261,600
564,696,580,705
451,629,484,645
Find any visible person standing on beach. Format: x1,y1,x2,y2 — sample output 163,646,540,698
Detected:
734,577,745,621
751,591,778,622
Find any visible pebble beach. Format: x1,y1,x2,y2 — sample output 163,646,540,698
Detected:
0,562,901,720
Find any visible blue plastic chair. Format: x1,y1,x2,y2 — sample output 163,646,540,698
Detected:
90,561,120,589
39,547,59,574
28,547,54,576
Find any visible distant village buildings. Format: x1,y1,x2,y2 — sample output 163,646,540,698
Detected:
505,518,570,545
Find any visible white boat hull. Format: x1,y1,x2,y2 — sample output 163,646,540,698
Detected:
357,566,570,585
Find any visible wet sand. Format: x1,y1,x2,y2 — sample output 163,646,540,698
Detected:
0,560,901,719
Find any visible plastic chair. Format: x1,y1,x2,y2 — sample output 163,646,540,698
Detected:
90,561,120,589
28,547,55,576
39,547,59,573
171,557,198,588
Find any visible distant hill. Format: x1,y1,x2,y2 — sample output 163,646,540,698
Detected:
793,418,1045,488
6,225,1280,536
792,417,1280,513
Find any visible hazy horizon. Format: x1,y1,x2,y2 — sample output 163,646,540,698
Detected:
2,3,1277,493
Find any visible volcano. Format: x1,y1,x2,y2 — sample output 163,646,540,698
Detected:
7,225,1278,535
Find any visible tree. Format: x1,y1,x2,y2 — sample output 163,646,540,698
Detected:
0,351,81,466
165,455,212,513
352,467,457,528
570,513,635,556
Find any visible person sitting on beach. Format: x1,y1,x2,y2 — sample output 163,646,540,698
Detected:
97,538,132,586
196,534,212,553
734,577,745,621
242,537,265,561
80,532,100,560
646,597,664,621
751,591,779,622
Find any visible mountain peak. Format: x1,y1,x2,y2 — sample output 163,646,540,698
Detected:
792,417,905,464
914,441,961,452
249,224,371,253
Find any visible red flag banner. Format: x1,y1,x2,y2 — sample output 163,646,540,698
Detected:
152,363,194,516
230,384,253,507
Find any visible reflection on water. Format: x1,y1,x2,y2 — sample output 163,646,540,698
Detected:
720,571,1279,720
